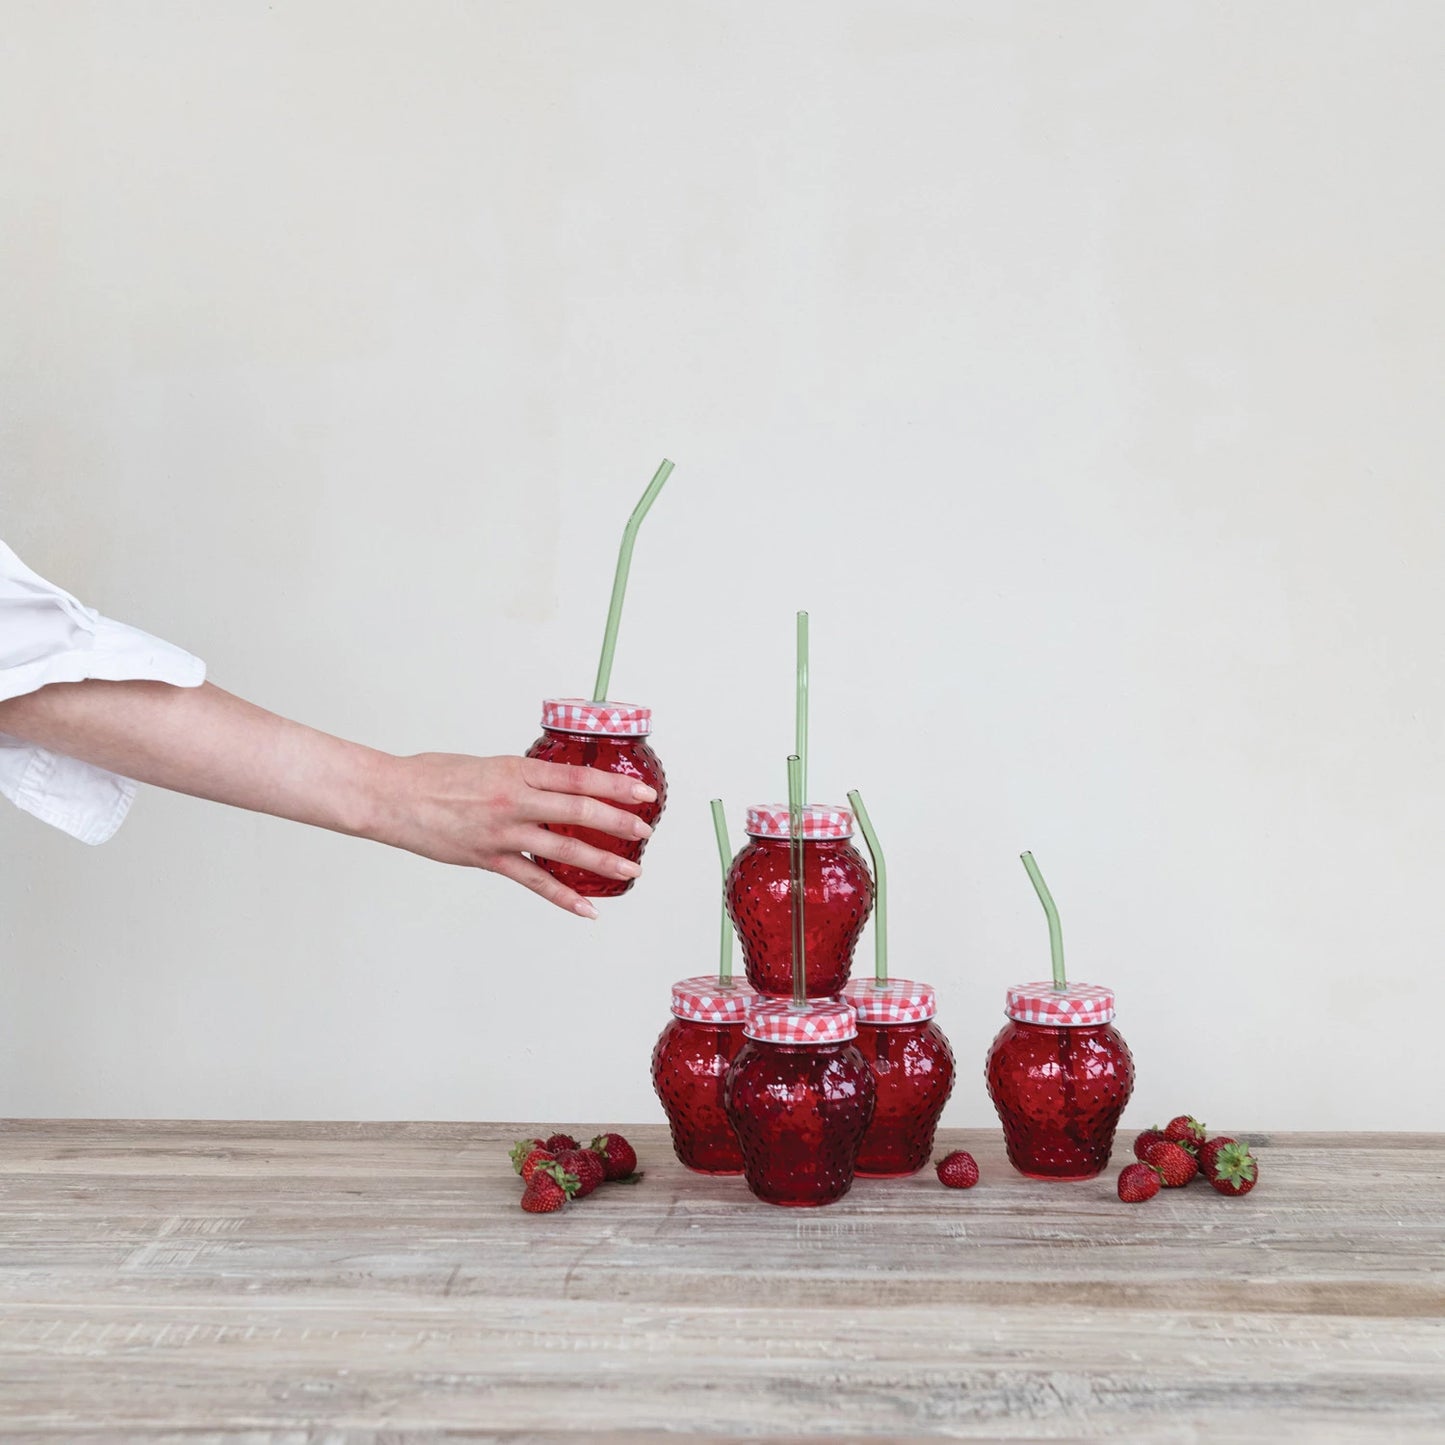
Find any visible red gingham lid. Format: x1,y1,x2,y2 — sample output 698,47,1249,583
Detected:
541,698,652,735
669,976,755,1024
843,978,937,1024
744,804,854,840
744,997,858,1044
1004,981,1116,1026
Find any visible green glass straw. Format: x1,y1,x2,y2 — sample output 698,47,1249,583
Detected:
1020,850,1066,991
847,789,887,984
591,459,674,702
709,798,733,984
795,611,809,802
787,753,806,1008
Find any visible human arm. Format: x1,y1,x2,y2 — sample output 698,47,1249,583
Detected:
0,678,652,918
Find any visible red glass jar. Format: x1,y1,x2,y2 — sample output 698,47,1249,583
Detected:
726,805,873,998
985,981,1134,1180
652,976,754,1175
843,979,956,1177
723,997,875,1207
524,698,666,897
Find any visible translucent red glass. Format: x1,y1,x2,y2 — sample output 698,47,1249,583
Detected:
852,1020,956,1177
985,1020,1134,1180
725,838,873,997
523,727,666,897
723,1039,876,1206
651,1016,746,1175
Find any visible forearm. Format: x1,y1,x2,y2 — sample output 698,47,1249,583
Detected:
0,680,390,838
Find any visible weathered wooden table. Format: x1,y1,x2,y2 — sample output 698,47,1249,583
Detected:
1,1122,1442,1441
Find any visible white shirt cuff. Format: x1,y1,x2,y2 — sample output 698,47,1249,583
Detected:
0,541,206,843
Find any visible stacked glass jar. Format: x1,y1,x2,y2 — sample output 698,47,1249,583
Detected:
716,803,875,1205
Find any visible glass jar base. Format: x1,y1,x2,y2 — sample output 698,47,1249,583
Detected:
1010,1163,1105,1181
683,1164,744,1176
751,1191,852,1208
540,864,635,898
855,1164,926,1179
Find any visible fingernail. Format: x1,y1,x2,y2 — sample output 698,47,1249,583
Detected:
632,818,653,839
574,899,599,920
632,784,657,803
617,860,642,879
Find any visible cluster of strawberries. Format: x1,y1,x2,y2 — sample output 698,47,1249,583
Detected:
510,1130,640,1213
1117,1115,1259,1202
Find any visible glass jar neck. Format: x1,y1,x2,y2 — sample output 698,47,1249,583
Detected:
1008,1017,1116,1034
742,1037,854,1051
543,727,646,744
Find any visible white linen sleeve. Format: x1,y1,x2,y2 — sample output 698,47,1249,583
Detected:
0,539,206,844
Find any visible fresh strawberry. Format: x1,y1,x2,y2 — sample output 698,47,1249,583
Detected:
935,1151,980,1189
1206,1142,1258,1196
1117,1162,1161,1202
520,1161,580,1214
518,1147,556,1183
591,1132,638,1181
1132,1127,1167,1161
1196,1136,1238,1183
1143,1139,1198,1187
556,1147,605,1198
1163,1116,1207,1155
545,1133,581,1153
508,1137,546,1173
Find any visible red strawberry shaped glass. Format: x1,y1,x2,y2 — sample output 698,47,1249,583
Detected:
524,698,666,897
651,976,755,1175
724,998,875,1207
725,805,873,998
985,982,1134,1180
843,979,956,1177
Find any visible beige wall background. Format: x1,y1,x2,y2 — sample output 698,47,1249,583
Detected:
3,1,1442,1129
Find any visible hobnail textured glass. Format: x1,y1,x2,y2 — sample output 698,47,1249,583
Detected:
651,1017,746,1175
523,728,666,897
985,1020,1134,1180
723,1039,876,1206
853,1019,956,1177
725,837,873,997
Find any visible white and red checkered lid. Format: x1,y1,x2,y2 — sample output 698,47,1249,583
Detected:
744,804,854,840
669,976,754,1024
1004,981,1116,1026
744,997,858,1044
843,978,937,1024
541,698,652,735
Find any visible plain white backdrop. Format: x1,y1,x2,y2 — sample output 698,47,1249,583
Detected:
3,1,1442,1130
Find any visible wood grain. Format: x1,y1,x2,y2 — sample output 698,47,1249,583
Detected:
1,1121,1442,1442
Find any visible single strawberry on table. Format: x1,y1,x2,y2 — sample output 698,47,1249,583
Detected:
545,1133,581,1153
1206,1141,1258,1196
1143,1139,1198,1187
517,1148,556,1184
555,1147,606,1198
1132,1127,1167,1162
508,1138,546,1174
521,1161,580,1214
1117,1162,1161,1202
935,1151,980,1189
591,1132,638,1181
1197,1136,1238,1183
1163,1115,1207,1155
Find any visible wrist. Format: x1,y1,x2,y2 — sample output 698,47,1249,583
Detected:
348,746,408,845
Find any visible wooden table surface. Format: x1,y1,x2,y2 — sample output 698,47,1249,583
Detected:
1,1122,1442,1442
